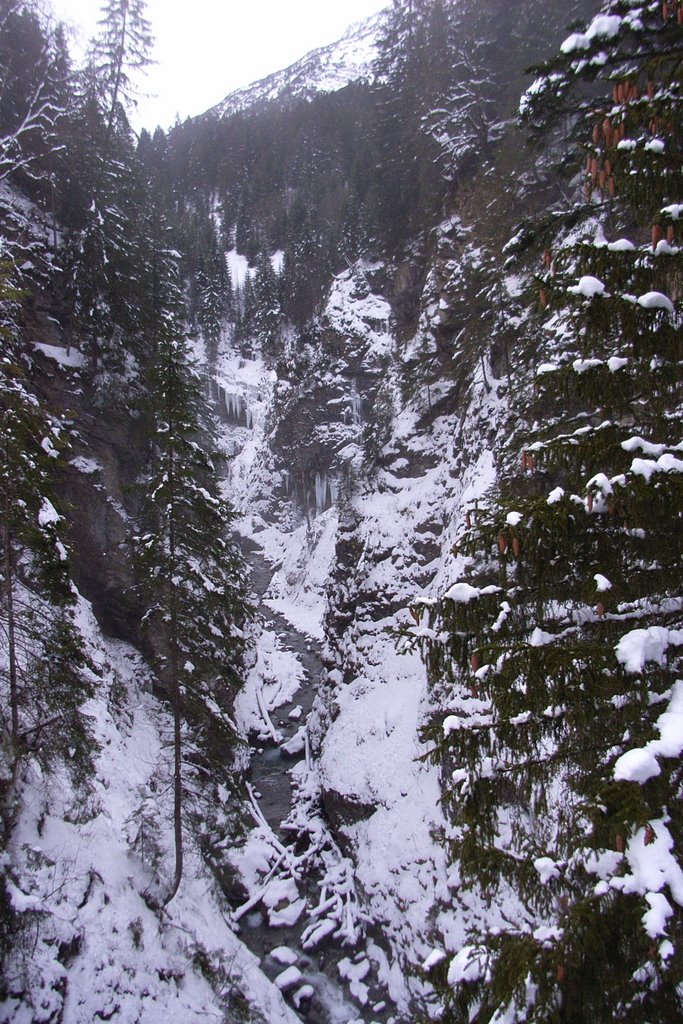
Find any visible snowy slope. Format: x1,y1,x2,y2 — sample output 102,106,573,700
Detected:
1,591,301,1024
209,11,385,118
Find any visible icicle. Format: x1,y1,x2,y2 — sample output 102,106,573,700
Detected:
225,392,246,423
351,394,362,426
315,472,329,515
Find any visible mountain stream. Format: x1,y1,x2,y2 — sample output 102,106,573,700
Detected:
233,538,392,1024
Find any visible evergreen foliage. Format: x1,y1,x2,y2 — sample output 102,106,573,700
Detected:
91,0,153,147
135,238,251,901
0,0,251,922
411,3,683,1020
0,266,94,776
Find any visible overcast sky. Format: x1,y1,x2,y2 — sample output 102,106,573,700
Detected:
51,0,387,131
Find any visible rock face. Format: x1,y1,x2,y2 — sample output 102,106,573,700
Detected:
265,265,394,521
26,309,146,644
63,413,145,641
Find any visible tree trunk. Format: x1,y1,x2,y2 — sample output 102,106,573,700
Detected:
164,442,183,905
2,508,19,744
104,2,128,152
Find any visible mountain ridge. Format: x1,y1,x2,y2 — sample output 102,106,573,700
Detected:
206,9,385,119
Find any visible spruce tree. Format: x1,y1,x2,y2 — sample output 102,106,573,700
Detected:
91,0,153,151
0,267,93,771
136,240,250,904
413,3,683,1021
252,249,281,359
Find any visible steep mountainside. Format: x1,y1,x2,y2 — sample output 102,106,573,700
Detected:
209,12,383,118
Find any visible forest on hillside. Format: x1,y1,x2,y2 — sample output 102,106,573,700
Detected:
0,1,681,1022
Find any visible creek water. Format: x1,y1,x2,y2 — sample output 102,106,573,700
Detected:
235,537,390,1024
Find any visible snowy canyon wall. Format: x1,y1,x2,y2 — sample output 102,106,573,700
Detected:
212,186,535,1016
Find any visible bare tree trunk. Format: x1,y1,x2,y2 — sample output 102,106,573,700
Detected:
104,2,128,152
2,508,19,744
164,442,183,905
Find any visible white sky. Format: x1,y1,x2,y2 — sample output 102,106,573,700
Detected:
51,0,387,131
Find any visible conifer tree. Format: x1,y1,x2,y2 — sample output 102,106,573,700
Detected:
372,0,461,250
252,249,281,359
196,245,230,361
136,240,250,904
413,3,683,1021
92,0,153,151
0,267,93,770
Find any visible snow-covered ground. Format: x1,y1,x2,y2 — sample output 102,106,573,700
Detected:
2,593,301,1024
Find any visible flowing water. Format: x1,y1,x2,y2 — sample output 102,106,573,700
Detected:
234,538,391,1024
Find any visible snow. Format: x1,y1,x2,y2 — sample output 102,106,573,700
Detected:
614,747,661,784
275,965,304,990
636,291,675,313
212,11,382,118
3,592,301,1024
70,456,102,475
534,857,561,884
530,628,556,647
614,820,683,932
630,453,683,482
41,435,59,458
447,946,487,984
33,341,85,368
263,509,338,640
607,239,635,252
594,573,612,592
38,497,60,527
505,511,523,526
568,275,606,298
206,249,520,1016
572,358,603,374
338,956,371,1003
645,139,665,154
234,627,303,740
423,949,447,970
547,487,564,504
560,33,589,54
614,681,683,785
616,626,683,673
443,582,501,603
504,274,526,297
621,436,669,456
519,73,562,114
643,893,674,939
270,945,299,965
324,267,393,362
225,248,250,288
271,249,285,274
561,15,621,52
